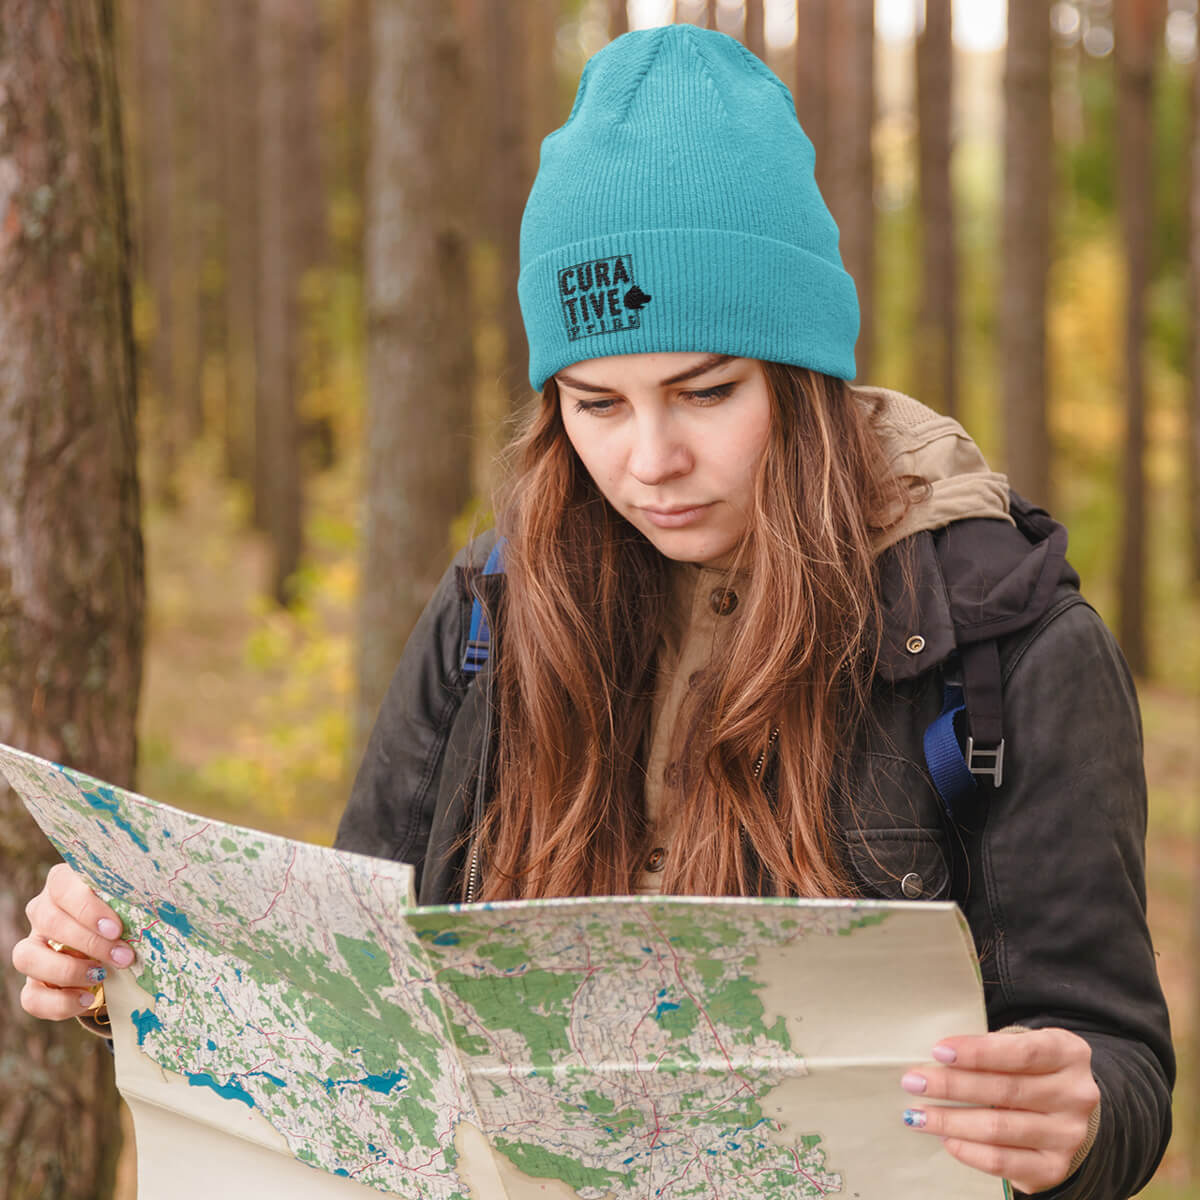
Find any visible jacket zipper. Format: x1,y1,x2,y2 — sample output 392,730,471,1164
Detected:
752,726,780,781
464,654,495,905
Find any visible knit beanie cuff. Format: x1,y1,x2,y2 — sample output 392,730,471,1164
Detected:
519,225,860,391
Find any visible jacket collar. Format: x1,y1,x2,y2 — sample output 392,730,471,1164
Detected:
875,497,1074,683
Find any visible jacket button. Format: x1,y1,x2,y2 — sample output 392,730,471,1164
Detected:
900,872,924,898
646,847,667,872
710,588,739,616
905,635,926,654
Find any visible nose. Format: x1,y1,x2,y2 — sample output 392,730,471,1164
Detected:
628,414,691,486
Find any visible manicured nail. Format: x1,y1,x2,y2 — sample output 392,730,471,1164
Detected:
110,945,134,967
80,991,95,1007
86,966,107,984
903,1108,928,1129
97,918,120,939
900,1072,927,1095
931,1044,957,1064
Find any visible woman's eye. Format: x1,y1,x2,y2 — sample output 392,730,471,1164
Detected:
573,397,620,415
681,383,735,404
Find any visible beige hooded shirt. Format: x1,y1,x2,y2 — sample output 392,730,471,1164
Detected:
635,388,1012,894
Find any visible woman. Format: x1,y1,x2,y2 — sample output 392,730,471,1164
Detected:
14,25,1172,1199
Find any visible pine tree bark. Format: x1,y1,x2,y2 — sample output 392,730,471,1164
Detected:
355,0,474,763
916,0,958,418
744,0,765,59
825,0,876,382
0,2,143,1194
794,0,829,191
1001,0,1053,507
1114,0,1165,676
257,0,308,602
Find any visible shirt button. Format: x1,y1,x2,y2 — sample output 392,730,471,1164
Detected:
710,588,739,616
900,872,924,899
687,670,704,688
905,634,926,654
646,847,667,872
663,761,681,787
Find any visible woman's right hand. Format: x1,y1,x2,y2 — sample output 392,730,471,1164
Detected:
12,863,136,1019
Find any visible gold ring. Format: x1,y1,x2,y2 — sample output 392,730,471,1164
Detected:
46,938,67,953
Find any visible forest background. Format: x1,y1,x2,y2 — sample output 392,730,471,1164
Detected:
0,0,1198,1196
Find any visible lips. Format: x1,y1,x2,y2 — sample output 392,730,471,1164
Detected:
637,503,714,529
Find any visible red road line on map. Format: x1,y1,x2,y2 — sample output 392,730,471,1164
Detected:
250,846,297,924
791,1146,829,1194
641,909,750,1086
166,824,211,883
177,824,212,850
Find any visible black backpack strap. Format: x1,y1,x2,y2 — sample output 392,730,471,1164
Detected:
959,638,1005,787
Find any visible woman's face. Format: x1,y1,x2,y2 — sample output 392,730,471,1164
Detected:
556,352,772,567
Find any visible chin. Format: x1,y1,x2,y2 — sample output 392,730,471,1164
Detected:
645,531,738,568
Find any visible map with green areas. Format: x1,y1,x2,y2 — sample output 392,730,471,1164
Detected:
2,741,1005,1200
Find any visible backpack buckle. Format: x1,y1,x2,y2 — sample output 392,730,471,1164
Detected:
965,737,1005,787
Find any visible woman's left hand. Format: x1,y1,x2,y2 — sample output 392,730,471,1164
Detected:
900,1027,1101,1195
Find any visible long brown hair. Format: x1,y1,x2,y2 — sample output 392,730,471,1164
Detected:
473,363,909,901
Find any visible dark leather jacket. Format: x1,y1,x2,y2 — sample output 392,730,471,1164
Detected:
336,500,1174,1200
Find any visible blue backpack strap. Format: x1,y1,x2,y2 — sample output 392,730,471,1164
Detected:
461,539,506,676
923,680,977,819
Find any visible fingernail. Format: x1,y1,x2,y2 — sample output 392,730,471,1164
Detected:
110,945,134,967
86,966,107,984
98,918,120,939
931,1044,957,1064
900,1072,927,1095
903,1108,928,1129
80,991,95,1007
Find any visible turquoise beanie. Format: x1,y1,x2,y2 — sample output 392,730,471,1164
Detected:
518,24,860,391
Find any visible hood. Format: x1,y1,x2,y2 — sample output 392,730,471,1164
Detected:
858,386,1013,554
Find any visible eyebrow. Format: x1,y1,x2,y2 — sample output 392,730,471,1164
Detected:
555,354,736,393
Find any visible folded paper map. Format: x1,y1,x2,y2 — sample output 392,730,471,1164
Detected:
1,741,1005,1199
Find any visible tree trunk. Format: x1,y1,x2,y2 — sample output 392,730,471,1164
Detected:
1001,0,1053,507
1188,49,1200,586
223,0,259,487
528,0,562,144
175,0,221,446
339,0,370,271
257,0,308,603
484,2,532,420
0,2,143,1195
825,0,876,382
1114,0,1164,676
144,0,177,503
609,0,629,41
915,0,958,418
744,0,765,59
355,0,474,764
794,0,829,192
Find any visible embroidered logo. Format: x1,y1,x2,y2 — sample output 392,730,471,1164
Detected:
558,254,652,342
